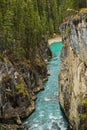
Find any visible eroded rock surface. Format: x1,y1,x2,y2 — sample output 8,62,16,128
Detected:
0,37,52,130
59,10,87,130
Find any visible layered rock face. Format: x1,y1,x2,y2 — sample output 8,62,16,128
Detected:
0,37,52,130
59,11,87,130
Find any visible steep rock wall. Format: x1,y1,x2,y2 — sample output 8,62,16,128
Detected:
0,37,52,130
59,11,87,130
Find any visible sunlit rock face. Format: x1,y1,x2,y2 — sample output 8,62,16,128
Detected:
59,11,87,130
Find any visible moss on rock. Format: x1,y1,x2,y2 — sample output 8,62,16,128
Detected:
16,83,29,97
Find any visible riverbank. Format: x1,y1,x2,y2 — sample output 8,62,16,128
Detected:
48,36,62,45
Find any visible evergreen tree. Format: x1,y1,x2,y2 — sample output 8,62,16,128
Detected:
0,0,86,56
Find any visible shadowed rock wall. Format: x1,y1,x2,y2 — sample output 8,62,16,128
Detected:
0,37,52,130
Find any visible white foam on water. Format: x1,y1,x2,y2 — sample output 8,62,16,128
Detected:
49,114,58,120
23,43,68,130
44,97,51,102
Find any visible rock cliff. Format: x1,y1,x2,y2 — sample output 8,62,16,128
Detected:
0,37,52,130
59,9,87,130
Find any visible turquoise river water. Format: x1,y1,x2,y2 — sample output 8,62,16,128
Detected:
24,42,68,130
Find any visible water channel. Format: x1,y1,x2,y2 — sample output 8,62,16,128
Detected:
24,42,68,130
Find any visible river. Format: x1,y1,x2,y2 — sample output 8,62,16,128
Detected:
24,42,68,130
